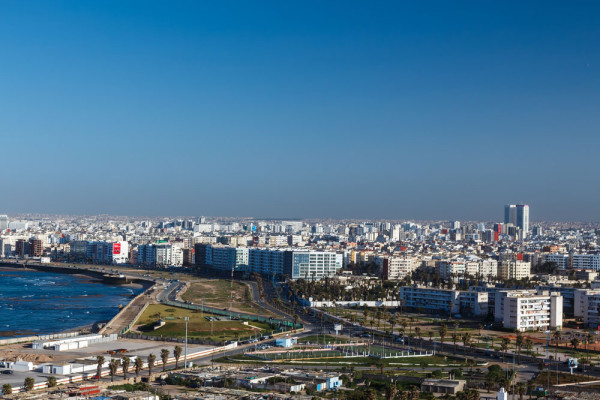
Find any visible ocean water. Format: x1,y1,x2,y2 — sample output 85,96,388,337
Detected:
0,269,142,338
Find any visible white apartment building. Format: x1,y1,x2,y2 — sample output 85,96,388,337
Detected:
268,235,289,247
438,260,466,279
582,291,600,328
543,253,570,270
499,260,531,280
478,259,498,278
494,289,537,322
502,291,563,331
399,286,488,317
382,255,418,280
573,288,600,318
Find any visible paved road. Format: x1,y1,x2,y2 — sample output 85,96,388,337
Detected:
246,280,291,321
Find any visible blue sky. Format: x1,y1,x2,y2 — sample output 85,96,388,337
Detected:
0,1,598,220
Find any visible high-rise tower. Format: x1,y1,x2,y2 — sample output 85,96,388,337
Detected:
504,205,516,225
516,204,529,236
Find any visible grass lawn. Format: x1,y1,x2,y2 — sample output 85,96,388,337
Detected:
532,371,591,385
297,335,351,345
136,304,276,342
181,279,274,316
218,353,455,367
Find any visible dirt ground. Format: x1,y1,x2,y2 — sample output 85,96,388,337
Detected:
0,343,74,363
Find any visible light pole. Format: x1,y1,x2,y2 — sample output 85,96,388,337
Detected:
545,330,550,393
184,316,189,369
486,324,490,355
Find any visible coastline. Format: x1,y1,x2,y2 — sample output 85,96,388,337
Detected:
0,263,155,340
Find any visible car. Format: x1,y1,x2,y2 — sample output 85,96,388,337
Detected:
1,370,14,375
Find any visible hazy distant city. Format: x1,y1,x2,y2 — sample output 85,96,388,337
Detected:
2,0,599,399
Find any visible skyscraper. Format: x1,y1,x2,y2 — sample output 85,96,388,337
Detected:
0,215,8,231
504,205,516,225
516,204,530,236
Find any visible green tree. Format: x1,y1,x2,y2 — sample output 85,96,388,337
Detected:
452,333,458,353
160,348,170,372
96,355,105,382
23,377,35,392
2,384,12,395
462,333,471,355
516,332,524,363
121,356,130,380
147,353,156,377
386,383,397,400
109,359,120,382
516,382,526,400
134,357,144,377
439,324,448,350
293,314,299,331
571,338,580,351
501,338,510,363
47,376,57,388
173,346,182,369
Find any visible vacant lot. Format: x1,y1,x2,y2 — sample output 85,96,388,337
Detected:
181,279,273,316
135,304,275,342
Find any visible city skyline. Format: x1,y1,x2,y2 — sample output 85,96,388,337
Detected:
1,1,598,220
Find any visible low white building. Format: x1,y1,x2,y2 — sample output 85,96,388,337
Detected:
32,334,117,351
399,286,488,317
502,291,562,331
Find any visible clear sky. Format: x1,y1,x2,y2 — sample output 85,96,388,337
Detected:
1,1,598,221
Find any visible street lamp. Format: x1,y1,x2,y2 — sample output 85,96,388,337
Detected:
485,324,490,355
545,330,550,393
184,316,189,369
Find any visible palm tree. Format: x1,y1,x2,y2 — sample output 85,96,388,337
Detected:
501,338,510,363
462,333,471,355
293,314,299,332
515,332,524,363
47,376,57,388
452,333,458,354
386,383,397,400
160,348,170,372
2,384,12,395
134,357,144,377
586,332,594,365
439,324,447,350
147,354,156,377
571,338,580,351
525,338,533,355
23,377,34,392
390,314,397,339
122,356,130,380
516,382,526,400
173,346,182,369
108,359,120,382
96,355,105,382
